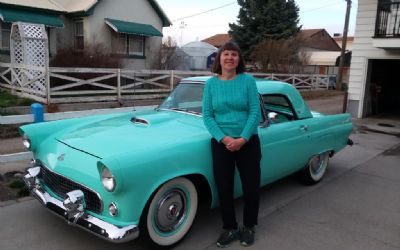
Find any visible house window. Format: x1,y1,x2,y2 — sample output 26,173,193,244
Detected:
128,35,144,56
74,20,84,50
0,22,11,51
112,32,145,57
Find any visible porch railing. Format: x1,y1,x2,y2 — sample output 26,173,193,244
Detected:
375,0,400,38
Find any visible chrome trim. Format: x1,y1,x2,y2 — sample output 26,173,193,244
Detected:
154,188,187,233
179,80,206,84
130,117,150,126
159,108,202,117
63,190,86,224
108,202,118,217
39,162,104,213
23,166,139,243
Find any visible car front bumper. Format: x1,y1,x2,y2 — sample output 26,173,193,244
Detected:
23,165,139,243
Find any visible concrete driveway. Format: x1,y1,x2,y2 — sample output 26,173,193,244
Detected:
1,128,399,250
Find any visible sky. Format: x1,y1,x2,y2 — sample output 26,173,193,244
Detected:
156,0,358,46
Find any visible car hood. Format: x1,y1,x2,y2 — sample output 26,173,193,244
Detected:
55,110,207,158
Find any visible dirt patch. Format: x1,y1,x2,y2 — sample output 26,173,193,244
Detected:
0,124,22,139
0,171,30,202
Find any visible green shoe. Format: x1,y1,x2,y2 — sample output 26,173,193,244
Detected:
240,227,255,246
216,228,240,248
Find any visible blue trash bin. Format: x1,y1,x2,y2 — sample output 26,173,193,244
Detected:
30,103,44,123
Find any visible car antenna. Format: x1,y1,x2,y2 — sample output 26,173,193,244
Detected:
132,71,136,112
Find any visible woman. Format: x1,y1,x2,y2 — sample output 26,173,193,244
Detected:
202,41,261,247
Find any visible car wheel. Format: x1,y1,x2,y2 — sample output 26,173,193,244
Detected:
299,151,330,185
143,177,198,246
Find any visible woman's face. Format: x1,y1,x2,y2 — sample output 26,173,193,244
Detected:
220,49,239,72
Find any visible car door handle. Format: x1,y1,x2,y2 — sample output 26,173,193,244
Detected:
299,125,308,132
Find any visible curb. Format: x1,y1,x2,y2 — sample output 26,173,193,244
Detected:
0,152,32,163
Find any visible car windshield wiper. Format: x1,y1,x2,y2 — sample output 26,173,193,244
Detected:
168,108,201,115
170,108,188,112
186,110,201,115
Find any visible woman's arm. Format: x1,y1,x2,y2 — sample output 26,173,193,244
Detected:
202,81,226,142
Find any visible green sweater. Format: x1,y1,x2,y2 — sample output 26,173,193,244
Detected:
202,73,260,142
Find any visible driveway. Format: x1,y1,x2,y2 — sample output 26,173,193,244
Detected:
1,129,399,250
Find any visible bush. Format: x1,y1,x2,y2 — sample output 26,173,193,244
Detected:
0,89,35,108
50,43,121,68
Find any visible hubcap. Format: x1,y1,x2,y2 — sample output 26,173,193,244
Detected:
154,188,187,233
310,155,323,175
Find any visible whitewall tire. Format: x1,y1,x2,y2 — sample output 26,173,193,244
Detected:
144,177,198,246
299,151,330,185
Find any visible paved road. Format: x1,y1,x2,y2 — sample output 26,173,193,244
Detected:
306,95,344,115
1,129,399,250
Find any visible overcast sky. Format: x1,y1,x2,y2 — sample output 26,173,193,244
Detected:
157,0,358,46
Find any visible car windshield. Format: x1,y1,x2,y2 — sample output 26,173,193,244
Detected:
158,82,204,115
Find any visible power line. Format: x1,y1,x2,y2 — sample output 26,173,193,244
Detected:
172,1,236,22
300,0,344,13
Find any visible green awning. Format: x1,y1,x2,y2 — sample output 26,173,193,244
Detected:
105,18,162,37
0,7,64,28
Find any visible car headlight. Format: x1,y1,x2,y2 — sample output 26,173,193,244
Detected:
101,167,116,192
22,134,31,150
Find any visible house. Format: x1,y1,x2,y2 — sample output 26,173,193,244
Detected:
347,0,400,118
298,29,342,75
201,33,232,48
333,35,354,51
0,0,171,69
202,30,343,75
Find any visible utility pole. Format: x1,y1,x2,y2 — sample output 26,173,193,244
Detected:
337,0,352,113
179,21,187,47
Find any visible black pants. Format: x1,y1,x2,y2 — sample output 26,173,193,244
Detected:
211,135,262,229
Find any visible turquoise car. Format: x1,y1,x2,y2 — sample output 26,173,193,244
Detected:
21,76,353,246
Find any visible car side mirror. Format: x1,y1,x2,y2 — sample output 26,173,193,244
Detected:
268,112,278,121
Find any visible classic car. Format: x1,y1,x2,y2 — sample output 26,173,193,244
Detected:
21,76,353,246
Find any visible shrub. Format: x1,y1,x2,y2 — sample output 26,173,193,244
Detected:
50,43,121,68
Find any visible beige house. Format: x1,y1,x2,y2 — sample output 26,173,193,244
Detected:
202,30,343,75
0,0,171,69
297,29,341,75
347,0,400,118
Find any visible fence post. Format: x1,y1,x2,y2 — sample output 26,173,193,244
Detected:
46,66,51,104
117,68,121,101
170,70,174,90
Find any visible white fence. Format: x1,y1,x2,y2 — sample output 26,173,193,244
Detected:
0,62,333,105
252,73,332,90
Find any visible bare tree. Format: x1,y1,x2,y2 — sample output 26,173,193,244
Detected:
251,36,310,73
159,37,182,70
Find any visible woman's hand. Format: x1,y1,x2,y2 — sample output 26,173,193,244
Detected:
221,136,235,147
224,137,247,152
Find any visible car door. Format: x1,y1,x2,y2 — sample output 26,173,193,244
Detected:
257,94,312,185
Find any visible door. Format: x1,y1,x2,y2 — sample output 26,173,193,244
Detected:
257,94,311,185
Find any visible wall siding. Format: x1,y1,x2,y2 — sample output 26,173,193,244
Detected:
87,0,163,70
50,0,165,70
348,0,400,118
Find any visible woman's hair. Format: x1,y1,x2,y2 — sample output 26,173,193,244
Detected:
211,41,246,74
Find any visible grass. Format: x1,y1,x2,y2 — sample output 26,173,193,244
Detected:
0,89,35,108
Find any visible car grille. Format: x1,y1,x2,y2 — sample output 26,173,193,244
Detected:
39,166,103,214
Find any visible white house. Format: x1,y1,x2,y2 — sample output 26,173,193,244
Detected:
348,0,400,118
0,0,171,69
